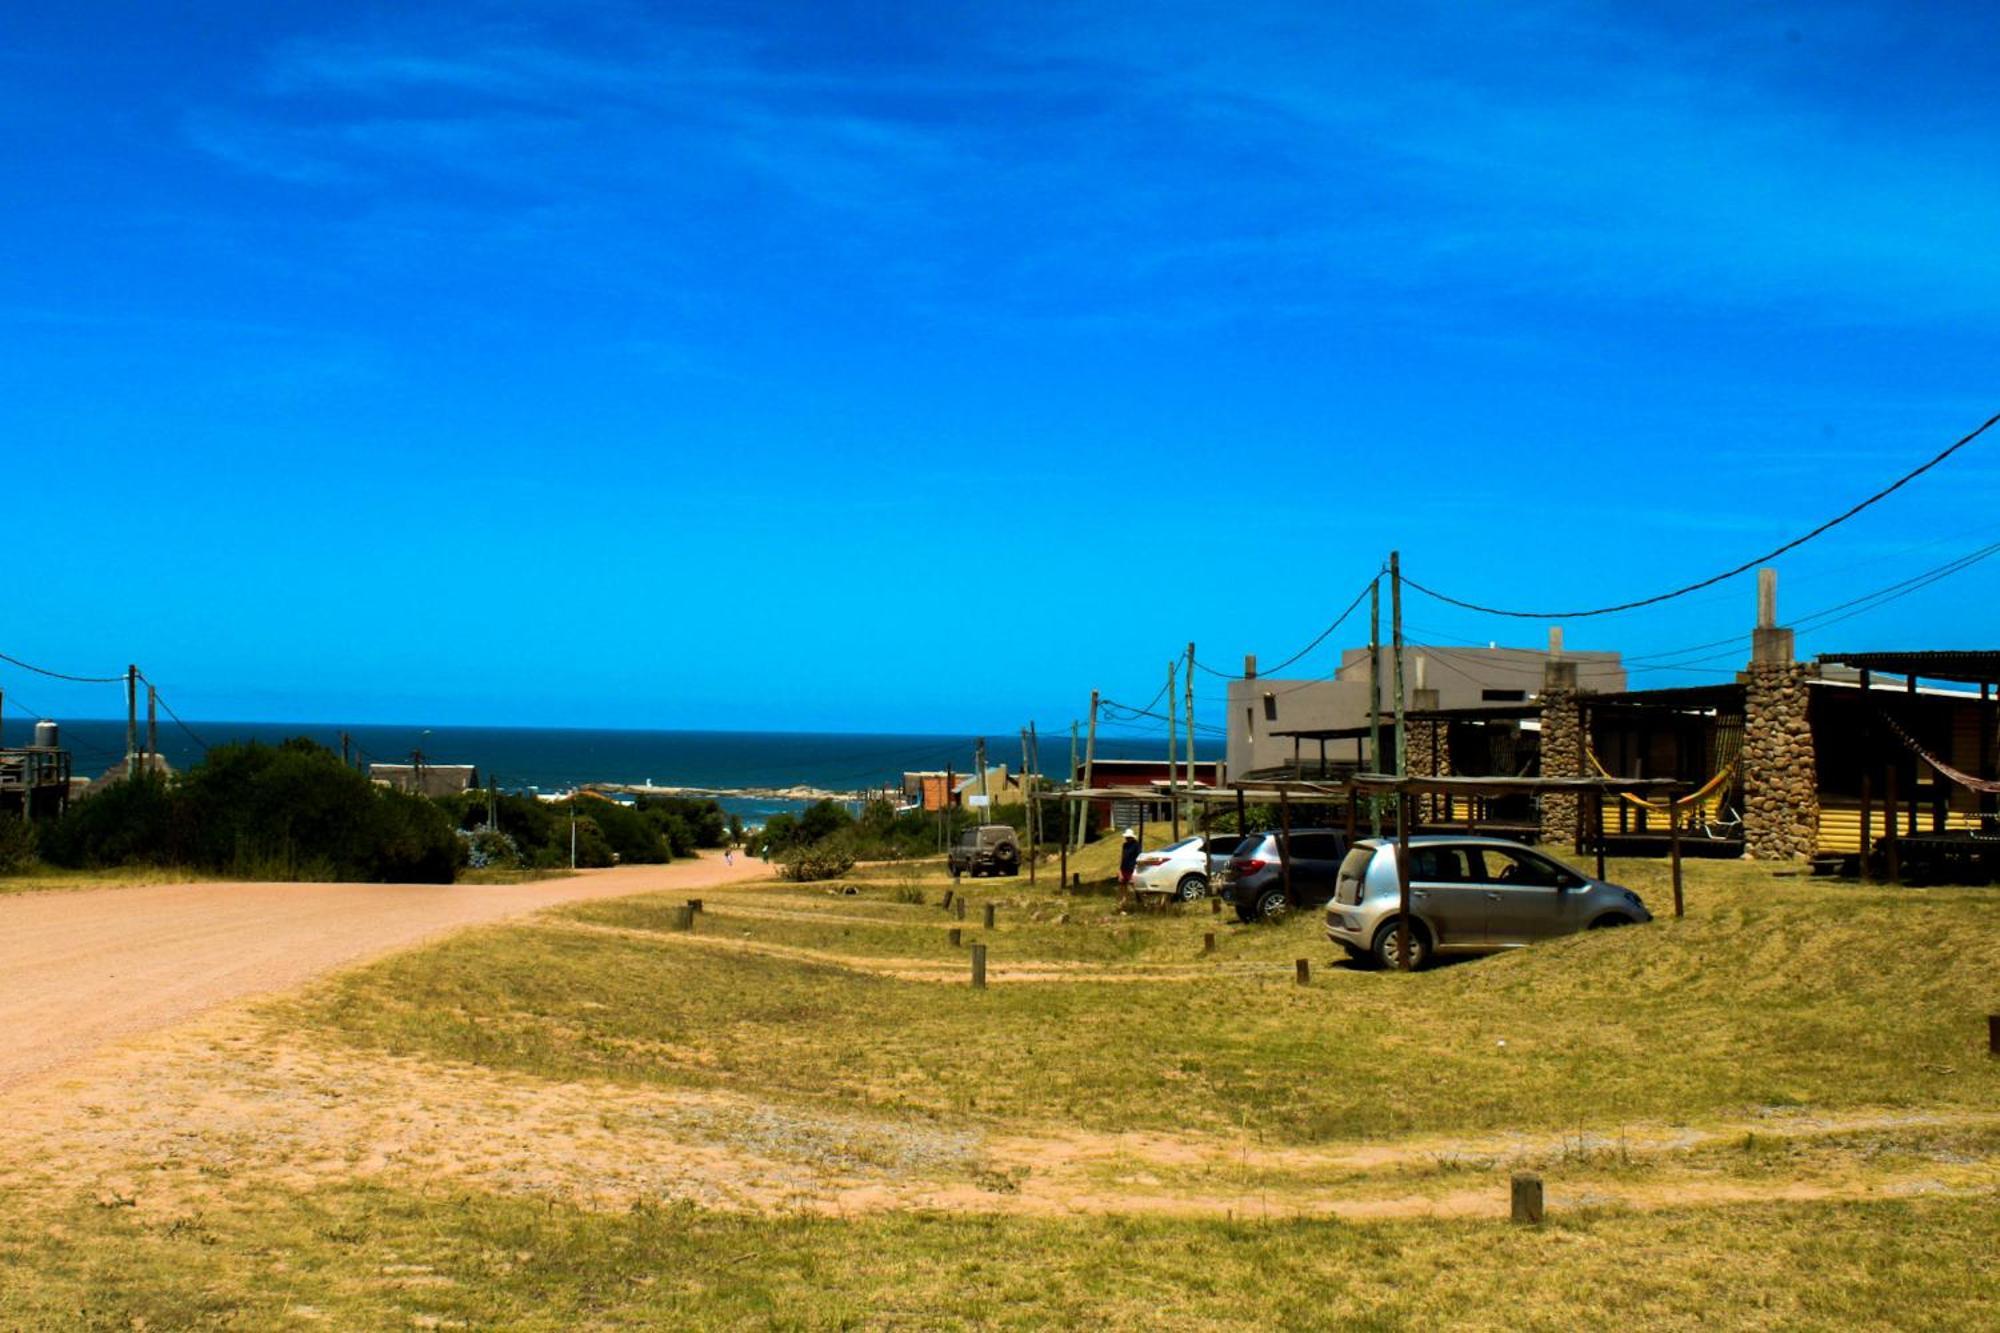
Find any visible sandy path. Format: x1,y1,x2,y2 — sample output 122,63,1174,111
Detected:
0,855,766,1093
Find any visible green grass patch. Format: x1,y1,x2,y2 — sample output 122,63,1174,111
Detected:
1,1181,1992,1330
290,860,2000,1143
0,863,206,897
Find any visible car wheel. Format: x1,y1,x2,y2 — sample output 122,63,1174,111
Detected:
1253,888,1289,922
1373,919,1429,970
1587,914,1633,929
1175,874,1206,902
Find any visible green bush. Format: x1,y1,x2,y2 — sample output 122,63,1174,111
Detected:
777,836,858,882
0,817,36,874
40,740,462,883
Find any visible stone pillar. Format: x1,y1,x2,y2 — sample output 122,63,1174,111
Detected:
1408,689,1450,776
1742,626,1818,861
1538,660,1582,846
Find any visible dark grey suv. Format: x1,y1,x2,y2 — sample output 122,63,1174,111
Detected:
1218,829,1350,922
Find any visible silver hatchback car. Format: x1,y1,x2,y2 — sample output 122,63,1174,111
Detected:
1324,835,1651,969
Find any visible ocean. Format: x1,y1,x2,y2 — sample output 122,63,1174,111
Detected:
28,720,1221,820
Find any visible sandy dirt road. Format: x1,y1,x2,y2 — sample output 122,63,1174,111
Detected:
0,855,766,1093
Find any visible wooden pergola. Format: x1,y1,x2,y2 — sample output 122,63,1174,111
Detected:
1817,650,2000,882
1038,771,1688,965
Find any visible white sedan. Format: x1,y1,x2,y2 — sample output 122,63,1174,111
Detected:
1131,835,1228,901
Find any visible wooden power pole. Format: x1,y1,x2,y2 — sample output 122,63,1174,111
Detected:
1391,551,1407,778
124,665,138,769
1082,690,1099,845
1167,659,1180,841
1185,641,1196,827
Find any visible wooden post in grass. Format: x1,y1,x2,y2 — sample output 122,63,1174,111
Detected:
1278,789,1295,907
687,899,703,914
1511,1173,1544,1224
1669,784,1684,918
955,895,967,921
1204,932,1215,954
1859,671,1874,880
943,888,954,911
1210,895,1220,916
949,927,962,948
1885,763,1902,885
668,905,694,932
983,902,996,929
1295,958,1310,986
1988,1014,1998,1055
1396,788,1413,972
970,943,987,988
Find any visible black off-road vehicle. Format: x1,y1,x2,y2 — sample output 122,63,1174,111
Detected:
949,824,1022,878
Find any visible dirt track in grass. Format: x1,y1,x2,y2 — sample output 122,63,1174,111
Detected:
0,855,764,1093
5,1007,1992,1226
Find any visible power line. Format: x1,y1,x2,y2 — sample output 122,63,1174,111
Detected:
0,649,125,685
1404,408,2000,620
137,676,210,751
1411,533,2000,692
1193,576,1378,679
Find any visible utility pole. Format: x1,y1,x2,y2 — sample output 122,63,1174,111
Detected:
1165,659,1179,840
1368,576,1383,836
1068,720,1081,849
569,794,578,869
943,762,955,853
1368,579,1382,772
125,665,138,771
1185,642,1197,826
1030,722,1041,849
146,685,157,765
341,731,352,768
976,737,989,820
1391,551,1407,779
1082,690,1099,845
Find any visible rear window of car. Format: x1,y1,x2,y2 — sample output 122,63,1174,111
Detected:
1163,837,1204,853
1289,832,1343,859
1204,835,1243,856
1234,835,1274,859
1337,846,1375,882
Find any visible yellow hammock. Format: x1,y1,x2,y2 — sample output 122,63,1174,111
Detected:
1585,749,1737,817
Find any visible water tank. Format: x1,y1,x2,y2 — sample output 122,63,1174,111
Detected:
33,719,58,749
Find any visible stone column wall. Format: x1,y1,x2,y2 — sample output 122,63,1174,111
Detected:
1743,661,1818,861
1407,687,1451,780
1538,662,1582,847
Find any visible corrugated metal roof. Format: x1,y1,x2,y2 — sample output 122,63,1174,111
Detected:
1817,651,2000,685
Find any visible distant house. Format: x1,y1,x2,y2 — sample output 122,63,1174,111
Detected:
1070,756,1225,831
370,763,479,798
903,765,1019,811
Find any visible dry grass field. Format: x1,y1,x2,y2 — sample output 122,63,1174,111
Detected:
1,853,1995,1328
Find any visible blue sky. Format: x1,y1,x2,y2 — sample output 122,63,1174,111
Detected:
4,0,1998,734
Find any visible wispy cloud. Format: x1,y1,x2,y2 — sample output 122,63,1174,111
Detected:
175,1,2000,343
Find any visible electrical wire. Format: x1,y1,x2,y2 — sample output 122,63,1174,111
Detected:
0,649,126,684
1403,408,2000,619
1193,576,1378,680
142,683,211,751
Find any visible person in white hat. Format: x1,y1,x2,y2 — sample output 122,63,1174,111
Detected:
1117,827,1141,895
